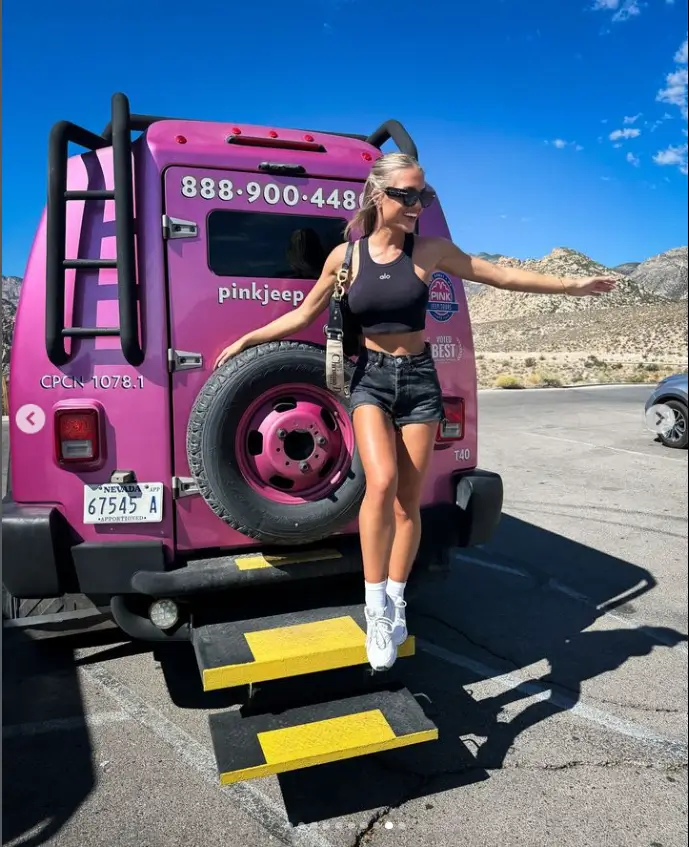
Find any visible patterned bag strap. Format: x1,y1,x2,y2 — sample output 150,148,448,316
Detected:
325,241,354,395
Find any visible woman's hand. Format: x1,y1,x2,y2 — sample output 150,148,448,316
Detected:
214,339,247,369
562,276,618,297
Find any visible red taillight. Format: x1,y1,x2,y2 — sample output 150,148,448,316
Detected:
436,399,465,442
55,409,100,464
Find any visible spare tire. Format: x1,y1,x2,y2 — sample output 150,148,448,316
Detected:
187,340,365,545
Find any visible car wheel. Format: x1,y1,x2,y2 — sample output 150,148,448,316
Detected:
658,400,688,450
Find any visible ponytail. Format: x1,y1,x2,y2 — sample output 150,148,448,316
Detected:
344,180,378,240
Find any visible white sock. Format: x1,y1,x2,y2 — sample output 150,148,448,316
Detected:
365,580,388,613
386,577,407,603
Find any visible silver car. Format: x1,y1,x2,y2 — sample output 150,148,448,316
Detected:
644,373,688,449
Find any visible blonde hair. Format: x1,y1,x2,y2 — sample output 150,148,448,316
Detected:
344,152,423,240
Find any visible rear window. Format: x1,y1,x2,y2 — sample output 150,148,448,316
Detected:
207,210,348,279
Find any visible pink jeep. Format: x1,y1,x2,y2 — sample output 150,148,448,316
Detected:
3,93,503,781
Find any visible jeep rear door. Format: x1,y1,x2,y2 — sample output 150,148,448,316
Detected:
162,165,362,552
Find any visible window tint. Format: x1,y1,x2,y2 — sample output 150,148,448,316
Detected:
207,210,348,279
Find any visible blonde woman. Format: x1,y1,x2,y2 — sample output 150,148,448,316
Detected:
214,152,616,671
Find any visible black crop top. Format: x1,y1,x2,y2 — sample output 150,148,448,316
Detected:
346,234,428,335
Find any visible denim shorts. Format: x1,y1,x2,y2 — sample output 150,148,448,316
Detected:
349,343,444,428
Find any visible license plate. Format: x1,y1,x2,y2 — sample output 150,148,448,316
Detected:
83,483,164,524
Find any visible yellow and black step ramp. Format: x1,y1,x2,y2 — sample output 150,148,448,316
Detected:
180,541,364,592
193,604,415,691
209,687,439,785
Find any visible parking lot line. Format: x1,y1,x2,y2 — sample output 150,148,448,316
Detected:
517,431,686,463
417,639,688,757
84,664,334,847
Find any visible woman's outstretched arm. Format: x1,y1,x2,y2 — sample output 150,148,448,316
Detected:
433,238,618,298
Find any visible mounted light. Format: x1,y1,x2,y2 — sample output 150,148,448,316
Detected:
149,599,179,630
436,398,465,442
55,408,100,464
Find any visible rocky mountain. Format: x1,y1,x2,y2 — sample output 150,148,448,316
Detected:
2,276,22,379
628,247,688,301
2,276,22,308
473,252,505,264
614,262,641,276
463,246,687,322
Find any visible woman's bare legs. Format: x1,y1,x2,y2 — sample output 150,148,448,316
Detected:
351,404,399,670
386,421,438,644
388,421,438,582
352,404,398,585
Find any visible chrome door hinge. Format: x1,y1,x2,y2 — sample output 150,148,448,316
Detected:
162,215,198,239
172,477,200,499
167,349,203,372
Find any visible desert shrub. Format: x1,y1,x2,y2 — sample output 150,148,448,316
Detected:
494,374,524,389
539,372,563,387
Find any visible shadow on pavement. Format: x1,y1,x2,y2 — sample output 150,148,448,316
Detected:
252,511,686,825
2,626,96,847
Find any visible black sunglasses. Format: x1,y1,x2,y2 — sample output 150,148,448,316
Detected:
383,186,437,208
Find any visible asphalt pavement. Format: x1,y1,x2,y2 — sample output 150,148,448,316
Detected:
2,384,688,847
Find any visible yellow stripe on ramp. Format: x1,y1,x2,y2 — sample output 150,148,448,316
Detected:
202,616,415,690
234,549,343,571
219,710,438,785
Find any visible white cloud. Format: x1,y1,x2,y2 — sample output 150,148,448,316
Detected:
548,138,584,150
657,67,688,118
609,127,642,140
653,36,689,175
592,0,643,22
592,0,675,22
653,143,688,175
624,113,642,124
627,151,641,166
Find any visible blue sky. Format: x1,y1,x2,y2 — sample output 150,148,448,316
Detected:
2,0,687,276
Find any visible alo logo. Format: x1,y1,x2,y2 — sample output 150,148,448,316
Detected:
427,272,460,323
379,273,391,280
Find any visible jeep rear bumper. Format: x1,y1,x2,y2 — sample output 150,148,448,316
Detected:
1,469,503,603
1,494,167,600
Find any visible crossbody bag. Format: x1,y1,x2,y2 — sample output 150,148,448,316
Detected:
324,240,361,395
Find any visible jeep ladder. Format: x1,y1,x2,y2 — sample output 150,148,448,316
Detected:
45,92,143,367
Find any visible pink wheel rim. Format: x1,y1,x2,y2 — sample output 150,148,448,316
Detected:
234,383,355,504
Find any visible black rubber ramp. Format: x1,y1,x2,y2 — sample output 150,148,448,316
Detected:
193,604,415,690
209,687,438,784
134,545,364,596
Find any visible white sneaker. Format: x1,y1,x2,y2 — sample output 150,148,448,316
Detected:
365,598,397,671
389,596,408,646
